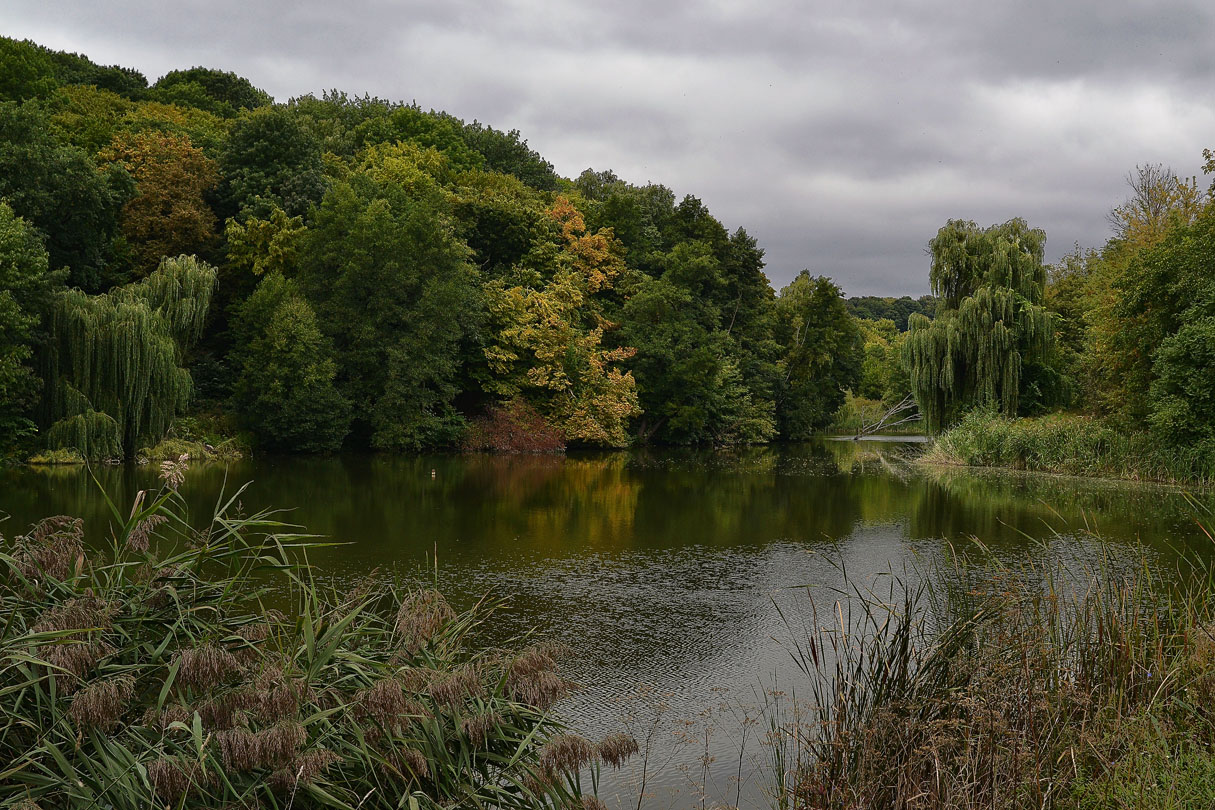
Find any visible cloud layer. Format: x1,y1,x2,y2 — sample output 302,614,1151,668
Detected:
9,0,1214,293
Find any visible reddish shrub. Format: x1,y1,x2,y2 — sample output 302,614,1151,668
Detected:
463,400,565,454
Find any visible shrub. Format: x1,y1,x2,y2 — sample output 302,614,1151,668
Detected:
464,399,566,454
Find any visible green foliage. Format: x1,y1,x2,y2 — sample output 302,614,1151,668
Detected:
774,272,863,439
0,37,59,102
906,219,1055,433
0,202,65,446
223,205,307,277
219,106,327,218
460,122,559,190
0,477,606,809
0,101,133,290
855,317,909,404
926,410,1215,483
40,256,217,458
231,274,350,453
299,148,478,451
150,66,272,117
350,105,486,174
1148,315,1215,454
844,295,936,331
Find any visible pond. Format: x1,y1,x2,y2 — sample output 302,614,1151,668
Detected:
2,439,1211,808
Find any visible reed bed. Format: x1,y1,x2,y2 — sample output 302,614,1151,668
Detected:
0,460,633,809
923,410,1215,485
765,532,1215,810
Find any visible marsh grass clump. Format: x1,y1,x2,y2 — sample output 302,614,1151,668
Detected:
768,536,1215,810
0,473,597,810
924,409,1215,484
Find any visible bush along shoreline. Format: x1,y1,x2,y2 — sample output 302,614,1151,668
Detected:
0,461,636,809
919,410,1215,486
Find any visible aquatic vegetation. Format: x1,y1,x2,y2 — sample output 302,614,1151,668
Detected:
0,467,637,808
924,409,1215,484
767,528,1215,809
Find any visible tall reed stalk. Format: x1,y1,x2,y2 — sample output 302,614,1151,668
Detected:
0,460,633,809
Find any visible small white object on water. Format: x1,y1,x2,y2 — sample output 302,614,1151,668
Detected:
431,469,436,479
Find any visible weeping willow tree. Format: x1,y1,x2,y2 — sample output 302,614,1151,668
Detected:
39,255,217,458
905,219,1054,433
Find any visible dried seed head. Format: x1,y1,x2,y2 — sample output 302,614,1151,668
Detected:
32,597,116,634
428,663,485,707
596,733,639,769
199,689,257,730
507,668,573,711
216,728,260,771
68,675,134,730
460,711,502,747
256,721,307,768
268,749,340,792
383,747,429,781
143,703,191,730
126,514,167,552
581,798,609,810
44,640,114,693
159,454,189,490
395,589,455,652
255,669,308,723
175,643,243,691
540,734,596,775
14,516,84,581
146,757,209,802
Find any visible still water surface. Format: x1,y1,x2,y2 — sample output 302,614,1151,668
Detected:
2,439,1211,807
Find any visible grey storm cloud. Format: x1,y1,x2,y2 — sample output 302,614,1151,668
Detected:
7,0,1215,294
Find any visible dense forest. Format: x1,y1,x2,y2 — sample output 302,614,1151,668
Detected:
0,36,895,460
3,37,1210,471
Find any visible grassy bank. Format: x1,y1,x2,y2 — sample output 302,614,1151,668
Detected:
921,410,1215,485
768,534,1215,810
0,464,632,809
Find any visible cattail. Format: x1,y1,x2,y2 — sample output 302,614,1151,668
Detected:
175,643,243,691
394,589,455,652
460,711,502,747
126,513,166,552
540,733,596,775
596,732,639,768
68,675,134,729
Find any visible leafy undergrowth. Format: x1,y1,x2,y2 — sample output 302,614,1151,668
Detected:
922,410,1215,485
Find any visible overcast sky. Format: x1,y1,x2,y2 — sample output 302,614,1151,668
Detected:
7,1,1215,294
